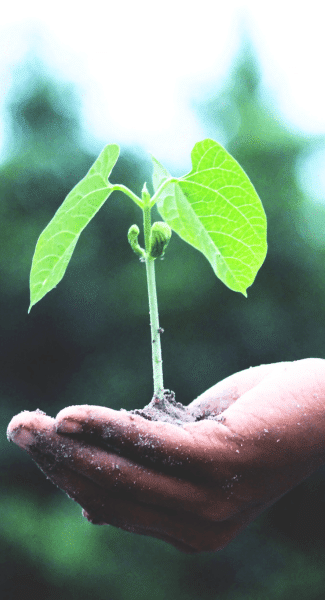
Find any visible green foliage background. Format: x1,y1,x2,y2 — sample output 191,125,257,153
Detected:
2,43,325,599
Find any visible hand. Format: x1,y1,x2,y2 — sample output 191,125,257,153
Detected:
7,358,325,554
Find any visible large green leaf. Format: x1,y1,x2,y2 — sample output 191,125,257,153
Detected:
29,144,120,312
151,139,267,296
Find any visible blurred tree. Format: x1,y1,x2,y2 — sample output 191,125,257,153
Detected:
194,41,325,368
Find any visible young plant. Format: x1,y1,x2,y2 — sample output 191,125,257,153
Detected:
28,139,267,405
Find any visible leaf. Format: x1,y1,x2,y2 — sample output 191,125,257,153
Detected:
151,139,267,296
29,144,120,312
150,153,170,191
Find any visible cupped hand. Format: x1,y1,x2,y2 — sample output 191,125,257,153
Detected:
7,358,325,554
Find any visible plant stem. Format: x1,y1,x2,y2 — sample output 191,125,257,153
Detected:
143,198,164,401
109,184,143,209
149,177,177,208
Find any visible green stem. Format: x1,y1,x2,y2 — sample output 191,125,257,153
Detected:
109,178,177,210
109,184,143,209
143,199,164,401
149,177,177,208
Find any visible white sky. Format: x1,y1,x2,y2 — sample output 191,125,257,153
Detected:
0,0,325,185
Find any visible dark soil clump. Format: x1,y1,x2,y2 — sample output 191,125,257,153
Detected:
129,389,226,426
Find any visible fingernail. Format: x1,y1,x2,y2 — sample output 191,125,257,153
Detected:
56,419,83,434
8,427,36,450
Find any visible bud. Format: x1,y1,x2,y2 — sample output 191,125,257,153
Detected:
149,222,172,259
127,224,146,259
141,182,151,204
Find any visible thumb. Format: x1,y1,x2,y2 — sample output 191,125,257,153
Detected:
187,361,290,418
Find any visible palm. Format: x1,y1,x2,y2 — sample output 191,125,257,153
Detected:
7,358,325,553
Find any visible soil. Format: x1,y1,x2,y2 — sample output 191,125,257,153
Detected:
129,389,226,427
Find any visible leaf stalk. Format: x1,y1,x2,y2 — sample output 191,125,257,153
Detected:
149,177,177,208
109,184,143,209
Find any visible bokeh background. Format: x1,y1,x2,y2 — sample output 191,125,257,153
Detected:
2,2,325,599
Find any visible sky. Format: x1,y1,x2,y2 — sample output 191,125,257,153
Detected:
0,0,325,189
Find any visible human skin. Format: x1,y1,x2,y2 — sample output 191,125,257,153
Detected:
7,358,325,554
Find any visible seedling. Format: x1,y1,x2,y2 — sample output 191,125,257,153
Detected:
28,139,267,413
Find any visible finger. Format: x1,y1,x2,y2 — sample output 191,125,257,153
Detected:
54,363,291,471
55,405,241,487
9,410,234,520
7,411,204,548
55,414,266,523
36,458,248,554
54,404,245,486
112,503,266,553
7,412,242,552
7,410,55,448
55,405,201,474
7,412,276,552
187,361,291,417
82,511,199,553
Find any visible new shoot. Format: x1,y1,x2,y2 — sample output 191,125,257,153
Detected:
28,139,267,403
